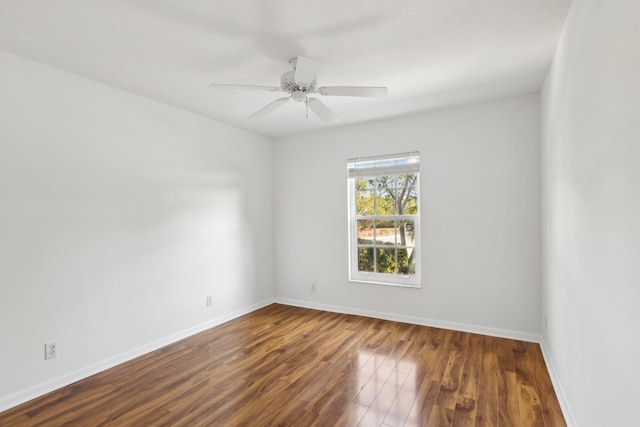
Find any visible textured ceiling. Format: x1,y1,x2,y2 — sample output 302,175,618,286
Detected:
0,0,571,137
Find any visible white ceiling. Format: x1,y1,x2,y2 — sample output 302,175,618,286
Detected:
0,0,571,138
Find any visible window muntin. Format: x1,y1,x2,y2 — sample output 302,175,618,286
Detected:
348,153,420,287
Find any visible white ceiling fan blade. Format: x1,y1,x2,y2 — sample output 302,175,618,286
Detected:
293,56,322,86
317,86,388,98
307,98,339,124
209,83,281,92
247,97,290,119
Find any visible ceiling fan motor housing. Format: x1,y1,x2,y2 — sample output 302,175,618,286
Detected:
280,70,317,93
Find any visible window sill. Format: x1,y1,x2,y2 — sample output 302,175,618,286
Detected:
348,279,421,289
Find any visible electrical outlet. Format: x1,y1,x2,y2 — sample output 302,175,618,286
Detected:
311,283,317,292
206,296,213,307
45,342,57,360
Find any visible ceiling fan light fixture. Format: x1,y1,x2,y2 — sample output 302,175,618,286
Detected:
292,91,307,102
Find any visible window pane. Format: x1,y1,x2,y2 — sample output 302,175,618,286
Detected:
396,248,416,275
395,220,416,248
375,187,396,215
376,248,396,273
358,247,374,272
356,191,374,216
357,220,374,244
398,186,418,214
356,177,375,191
374,219,395,245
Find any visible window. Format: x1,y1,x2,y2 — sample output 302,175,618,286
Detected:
347,152,420,287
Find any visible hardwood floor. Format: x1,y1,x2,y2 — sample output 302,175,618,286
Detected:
0,304,566,426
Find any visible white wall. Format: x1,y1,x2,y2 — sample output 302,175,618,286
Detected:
273,94,541,336
0,51,273,408
541,1,640,426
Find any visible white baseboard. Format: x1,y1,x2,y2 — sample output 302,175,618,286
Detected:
539,338,577,427
0,298,275,413
274,297,541,343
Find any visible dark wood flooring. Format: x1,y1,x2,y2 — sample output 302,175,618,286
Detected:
0,304,566,426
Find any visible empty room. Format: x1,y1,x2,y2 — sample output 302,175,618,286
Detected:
1,1,638,426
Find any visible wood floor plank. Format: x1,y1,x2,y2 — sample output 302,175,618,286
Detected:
403,380,441,427
494,337,520,426
428,330,470,426
381,339,427,427
495,338,516,373
514,342,545,427
404,329,455,426
437,331,471,409
358,362,413,426
333,402,369,427
497,369,520,427
475,336,499,427
381,365,419,427
0,304,566,427
451,333,483,427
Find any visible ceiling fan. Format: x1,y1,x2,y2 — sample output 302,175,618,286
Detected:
209,56,387,124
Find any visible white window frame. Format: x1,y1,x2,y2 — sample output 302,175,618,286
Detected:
347,152,421,288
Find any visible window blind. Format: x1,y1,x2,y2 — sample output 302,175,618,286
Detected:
347,151,420,178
